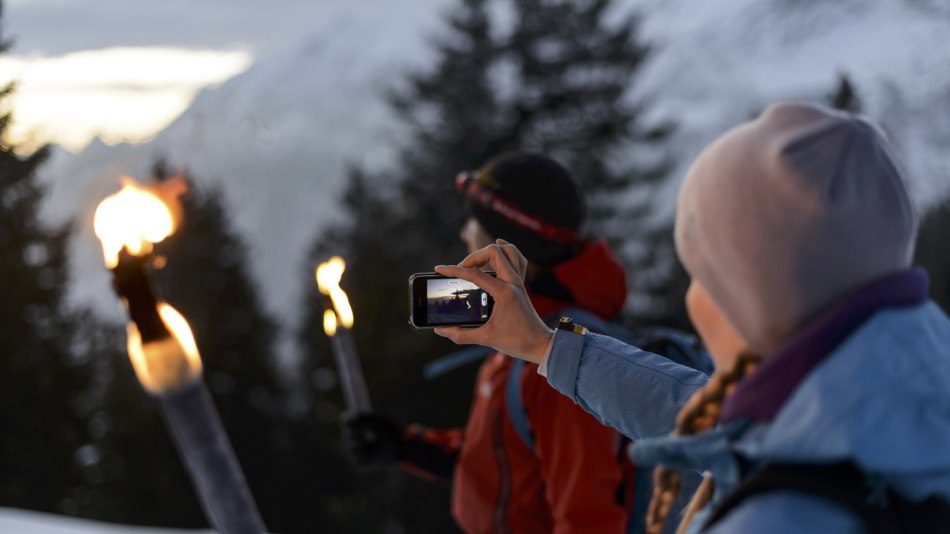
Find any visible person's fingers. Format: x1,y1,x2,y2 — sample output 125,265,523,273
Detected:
456,247,489,270
494,239,527,279
460,244,519,282
485,243,517,281
435,264,504,294
434,326,483,346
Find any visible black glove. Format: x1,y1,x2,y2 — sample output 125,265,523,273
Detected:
342,412,404,467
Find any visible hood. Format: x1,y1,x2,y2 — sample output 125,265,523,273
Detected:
738,301,950,502
527,239,627,320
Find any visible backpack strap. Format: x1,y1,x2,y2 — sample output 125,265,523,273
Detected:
423,345,494,379
503,308,598,450
505,358,535,449
703,461,950,534
437,311,601,442
502,308,612,450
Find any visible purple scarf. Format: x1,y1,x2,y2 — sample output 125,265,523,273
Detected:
720,268,929,424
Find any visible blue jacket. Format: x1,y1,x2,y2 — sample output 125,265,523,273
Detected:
544,297,950,532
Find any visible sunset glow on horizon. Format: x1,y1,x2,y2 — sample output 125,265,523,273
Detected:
0,46,252,152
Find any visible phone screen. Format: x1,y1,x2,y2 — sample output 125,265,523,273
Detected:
409,273,494,328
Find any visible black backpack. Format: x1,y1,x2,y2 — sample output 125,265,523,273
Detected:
703,461,950,533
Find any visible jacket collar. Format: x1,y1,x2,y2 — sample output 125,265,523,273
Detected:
527,239,627,320
720,268,929,424
630,420,751,494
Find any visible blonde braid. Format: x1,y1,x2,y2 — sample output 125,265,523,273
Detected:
644,353,761,534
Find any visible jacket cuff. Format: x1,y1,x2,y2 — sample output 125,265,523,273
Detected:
542,328,587,402
536,335,556,377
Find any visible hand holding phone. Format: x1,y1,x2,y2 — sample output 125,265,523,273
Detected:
431,240,554,364
409,272,496,329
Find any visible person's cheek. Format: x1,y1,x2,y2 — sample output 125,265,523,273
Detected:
686,282,726,370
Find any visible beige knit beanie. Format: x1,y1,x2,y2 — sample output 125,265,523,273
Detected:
675,102,918,356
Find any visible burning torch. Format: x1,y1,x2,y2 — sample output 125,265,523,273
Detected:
93,177,266,534
316,257,371,414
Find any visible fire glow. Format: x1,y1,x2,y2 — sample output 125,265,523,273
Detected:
93,176,197,393
92,174,266,532
316,256,354,330
93,177,178,269
323,309,338,337
126,303,202,394
315,256,372,414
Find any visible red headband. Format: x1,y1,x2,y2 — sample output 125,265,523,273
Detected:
455,171,578,245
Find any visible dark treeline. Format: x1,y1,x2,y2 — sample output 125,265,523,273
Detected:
2,2,950,534
0,73,93,516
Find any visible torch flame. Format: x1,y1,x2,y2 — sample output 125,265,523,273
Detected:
127,303,203,393
93,176,179,268
316,256,354,328
323,309,338,336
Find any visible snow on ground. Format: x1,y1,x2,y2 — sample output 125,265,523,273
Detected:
0,508,212,534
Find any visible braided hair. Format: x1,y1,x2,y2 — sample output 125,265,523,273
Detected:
644,353,762,534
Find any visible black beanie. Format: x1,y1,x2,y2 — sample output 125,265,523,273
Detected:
460,152,584,266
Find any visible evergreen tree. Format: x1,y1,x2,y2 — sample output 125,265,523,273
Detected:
624,227,693,331
393,0,667,253
0,24,93,516
828,72,863,113
501,0,670,237
915,201,950,315
300,0,672,530
300,168,435,533
148,163,293,529
74,315,206,525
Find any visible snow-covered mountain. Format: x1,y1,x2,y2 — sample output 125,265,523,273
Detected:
38,0,950,365
38,0,450,329
628,0,950,220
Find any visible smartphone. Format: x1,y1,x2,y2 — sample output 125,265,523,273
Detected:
408,272,495,329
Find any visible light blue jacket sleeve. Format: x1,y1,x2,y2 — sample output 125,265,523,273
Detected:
544,329,710,440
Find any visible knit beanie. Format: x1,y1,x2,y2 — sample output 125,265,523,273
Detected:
675,102,918,356
458,152,584,266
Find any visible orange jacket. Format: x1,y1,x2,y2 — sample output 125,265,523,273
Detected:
400,241,633,533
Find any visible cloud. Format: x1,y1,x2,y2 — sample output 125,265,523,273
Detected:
0,0,452,151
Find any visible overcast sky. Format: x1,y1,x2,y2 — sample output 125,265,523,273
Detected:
5,0,349,57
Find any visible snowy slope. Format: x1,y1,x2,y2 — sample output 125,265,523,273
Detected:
37,0,950,364
0,507,211,534
627,0,950,220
